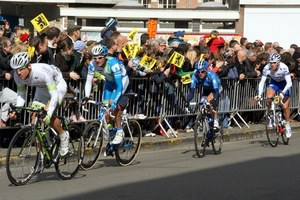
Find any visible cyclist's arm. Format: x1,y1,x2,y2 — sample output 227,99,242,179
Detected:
211,72,221,100
14,74,26,106
282,73,292,95
113,70,123,104
257,76,267,96
16,85,26,106
84,63,95,98
186,74,198,102
46,83,59,117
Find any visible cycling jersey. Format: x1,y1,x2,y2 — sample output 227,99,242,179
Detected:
85,56,129,105
257,62,292,96
187,70,222,102
14,63,67,117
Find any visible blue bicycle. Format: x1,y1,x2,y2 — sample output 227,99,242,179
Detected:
193,101,224,158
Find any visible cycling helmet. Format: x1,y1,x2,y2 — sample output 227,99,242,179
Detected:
10,52,31,70
269,53,281,63
91,44,108,56
196,60,209,72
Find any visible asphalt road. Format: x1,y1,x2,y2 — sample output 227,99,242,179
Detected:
0,132,299,200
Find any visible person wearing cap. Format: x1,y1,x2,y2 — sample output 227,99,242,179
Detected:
185,60,223,132
253,40,264,51
100,17,118,45
67,24,82,43
167,30,186,47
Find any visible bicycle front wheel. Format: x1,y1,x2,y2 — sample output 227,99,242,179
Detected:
212,126,224,155
80,121,103,170
55,124,83,180
6,126,39,186
281,125,290,145
265,114,279,147
116,119,142,166
194,116,206,158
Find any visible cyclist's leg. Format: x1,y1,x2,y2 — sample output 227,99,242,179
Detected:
280,86,292,137
206,90,220,130
266,84,277,109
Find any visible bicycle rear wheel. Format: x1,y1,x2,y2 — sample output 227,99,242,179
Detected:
212,126,224,155
55,124,83,180
116,119,142,166
6,126,39,186
265,114,279,147
281,125,290,145
80,121,103,170
194,116,206,158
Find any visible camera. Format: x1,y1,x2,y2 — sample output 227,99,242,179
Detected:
0,21,5,25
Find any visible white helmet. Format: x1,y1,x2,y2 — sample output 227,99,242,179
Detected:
10,52,31,70
91,44,108,56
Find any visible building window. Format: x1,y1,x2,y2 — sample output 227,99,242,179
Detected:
138,0,151,8
202,21,235,29
158,0,176,8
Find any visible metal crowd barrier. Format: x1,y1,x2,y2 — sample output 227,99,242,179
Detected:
1,77,299,135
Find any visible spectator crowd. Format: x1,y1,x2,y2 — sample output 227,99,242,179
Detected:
1,17,299,134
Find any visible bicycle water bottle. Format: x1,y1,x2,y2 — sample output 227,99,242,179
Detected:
207,117,213,139
276,111,282,121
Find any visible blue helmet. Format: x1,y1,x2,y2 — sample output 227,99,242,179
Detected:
196,60,209,72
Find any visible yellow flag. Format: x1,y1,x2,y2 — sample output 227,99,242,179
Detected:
128,42,139,58
122,43,132,59
127,28,138,41
205,37,212,43
168,51,184,68
181,74,191,84
139,55,157,69
30,13,50,33
199,53,205,61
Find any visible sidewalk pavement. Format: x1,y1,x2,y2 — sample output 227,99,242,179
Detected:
139,122,300,151
1,122,299,167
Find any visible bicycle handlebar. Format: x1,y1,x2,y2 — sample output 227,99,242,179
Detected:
257,96,283,108
82,100,115,118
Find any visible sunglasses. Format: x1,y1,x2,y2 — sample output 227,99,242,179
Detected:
14,66,27,72
94,56,104,60
270,62,277,64
198,70,206,74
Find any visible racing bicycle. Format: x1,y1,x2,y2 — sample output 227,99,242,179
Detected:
258,95,289,147
6,97,83,186
193,101,224,158
79,93,142,170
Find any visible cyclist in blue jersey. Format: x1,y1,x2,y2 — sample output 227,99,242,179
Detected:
255,53,293,138
186,60,223,131
83,38,129,144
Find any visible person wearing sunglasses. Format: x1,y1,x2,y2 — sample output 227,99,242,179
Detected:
255,53,293,138
83,37,130,145
185,60,223,132
9,51,69,157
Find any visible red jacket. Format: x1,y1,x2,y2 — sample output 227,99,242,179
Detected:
203,34,225,53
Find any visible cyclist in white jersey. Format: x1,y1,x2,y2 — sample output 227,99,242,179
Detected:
9,52,69,156
255,53,292,138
